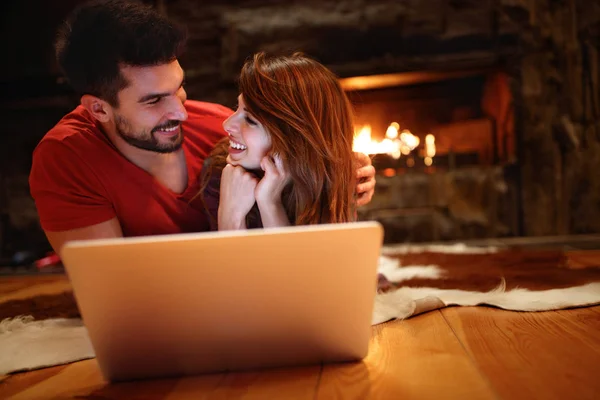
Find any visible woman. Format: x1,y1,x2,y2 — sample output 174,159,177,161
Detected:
201,52,361,230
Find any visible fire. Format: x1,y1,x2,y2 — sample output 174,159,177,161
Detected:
425,134,436,157
353,123,428,163
352,125,400,158
424,134,436,166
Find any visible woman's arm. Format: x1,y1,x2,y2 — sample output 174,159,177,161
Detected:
218,164,258,230
256,201,290,228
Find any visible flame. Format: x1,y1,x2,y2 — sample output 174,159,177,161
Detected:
353,123,436,165
386,123,399,139
425,134,436,157
400,145,411,155
353,125,401,157
400,130,420,150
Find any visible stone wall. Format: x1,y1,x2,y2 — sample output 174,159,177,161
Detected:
510,0,600,235
357,166,518,243
168,0,520,106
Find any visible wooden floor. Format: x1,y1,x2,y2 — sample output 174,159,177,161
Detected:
0,274,599,399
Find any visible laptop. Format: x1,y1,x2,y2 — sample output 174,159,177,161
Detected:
60,221,383,382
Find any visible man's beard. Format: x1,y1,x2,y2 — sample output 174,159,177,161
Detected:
115,115,184,154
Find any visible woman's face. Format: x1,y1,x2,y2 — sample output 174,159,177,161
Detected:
222,94,271,170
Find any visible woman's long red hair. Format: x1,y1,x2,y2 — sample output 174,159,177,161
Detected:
201,52,356,226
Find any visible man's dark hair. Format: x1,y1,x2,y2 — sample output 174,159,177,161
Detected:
55,0,187,106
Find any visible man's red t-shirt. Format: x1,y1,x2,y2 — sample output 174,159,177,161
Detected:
29,100,231,236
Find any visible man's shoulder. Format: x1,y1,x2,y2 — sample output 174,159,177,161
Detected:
39,106,103,146
184,100,233,120
34,106,109,157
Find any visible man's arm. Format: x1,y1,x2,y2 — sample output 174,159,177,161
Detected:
30,139,120,255
354,152,376,206
45,217,123,257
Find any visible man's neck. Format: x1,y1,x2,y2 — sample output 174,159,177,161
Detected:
102,123,188,193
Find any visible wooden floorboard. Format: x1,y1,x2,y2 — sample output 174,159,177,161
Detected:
189,366,322,400
7,359,105,400
315,310,498,400
2,250,600,399
0,365,69,399
83,370,180,400
441,306,600,400
0,275,71,303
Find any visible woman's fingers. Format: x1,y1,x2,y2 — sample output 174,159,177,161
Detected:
261,155,276,175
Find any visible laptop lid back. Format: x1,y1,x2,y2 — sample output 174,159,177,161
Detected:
61,221,383,381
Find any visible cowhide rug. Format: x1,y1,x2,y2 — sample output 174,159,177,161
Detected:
373,246,600,323
1,245,600,375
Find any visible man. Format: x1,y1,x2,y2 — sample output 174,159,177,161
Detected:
29,0,376,256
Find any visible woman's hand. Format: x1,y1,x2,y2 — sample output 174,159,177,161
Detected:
255,155,292,227
218,164,258,230
255,155,291,208
354,152,376,206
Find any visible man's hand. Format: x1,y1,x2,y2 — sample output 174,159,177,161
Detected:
355,152,376,206
218,164,258,230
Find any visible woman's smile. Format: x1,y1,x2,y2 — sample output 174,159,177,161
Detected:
228,138,247,155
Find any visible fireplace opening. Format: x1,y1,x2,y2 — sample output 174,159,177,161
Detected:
345,67,515,172
346,68,520,243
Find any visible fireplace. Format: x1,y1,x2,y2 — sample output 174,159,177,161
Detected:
346,68,515,168
342,67,520,243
